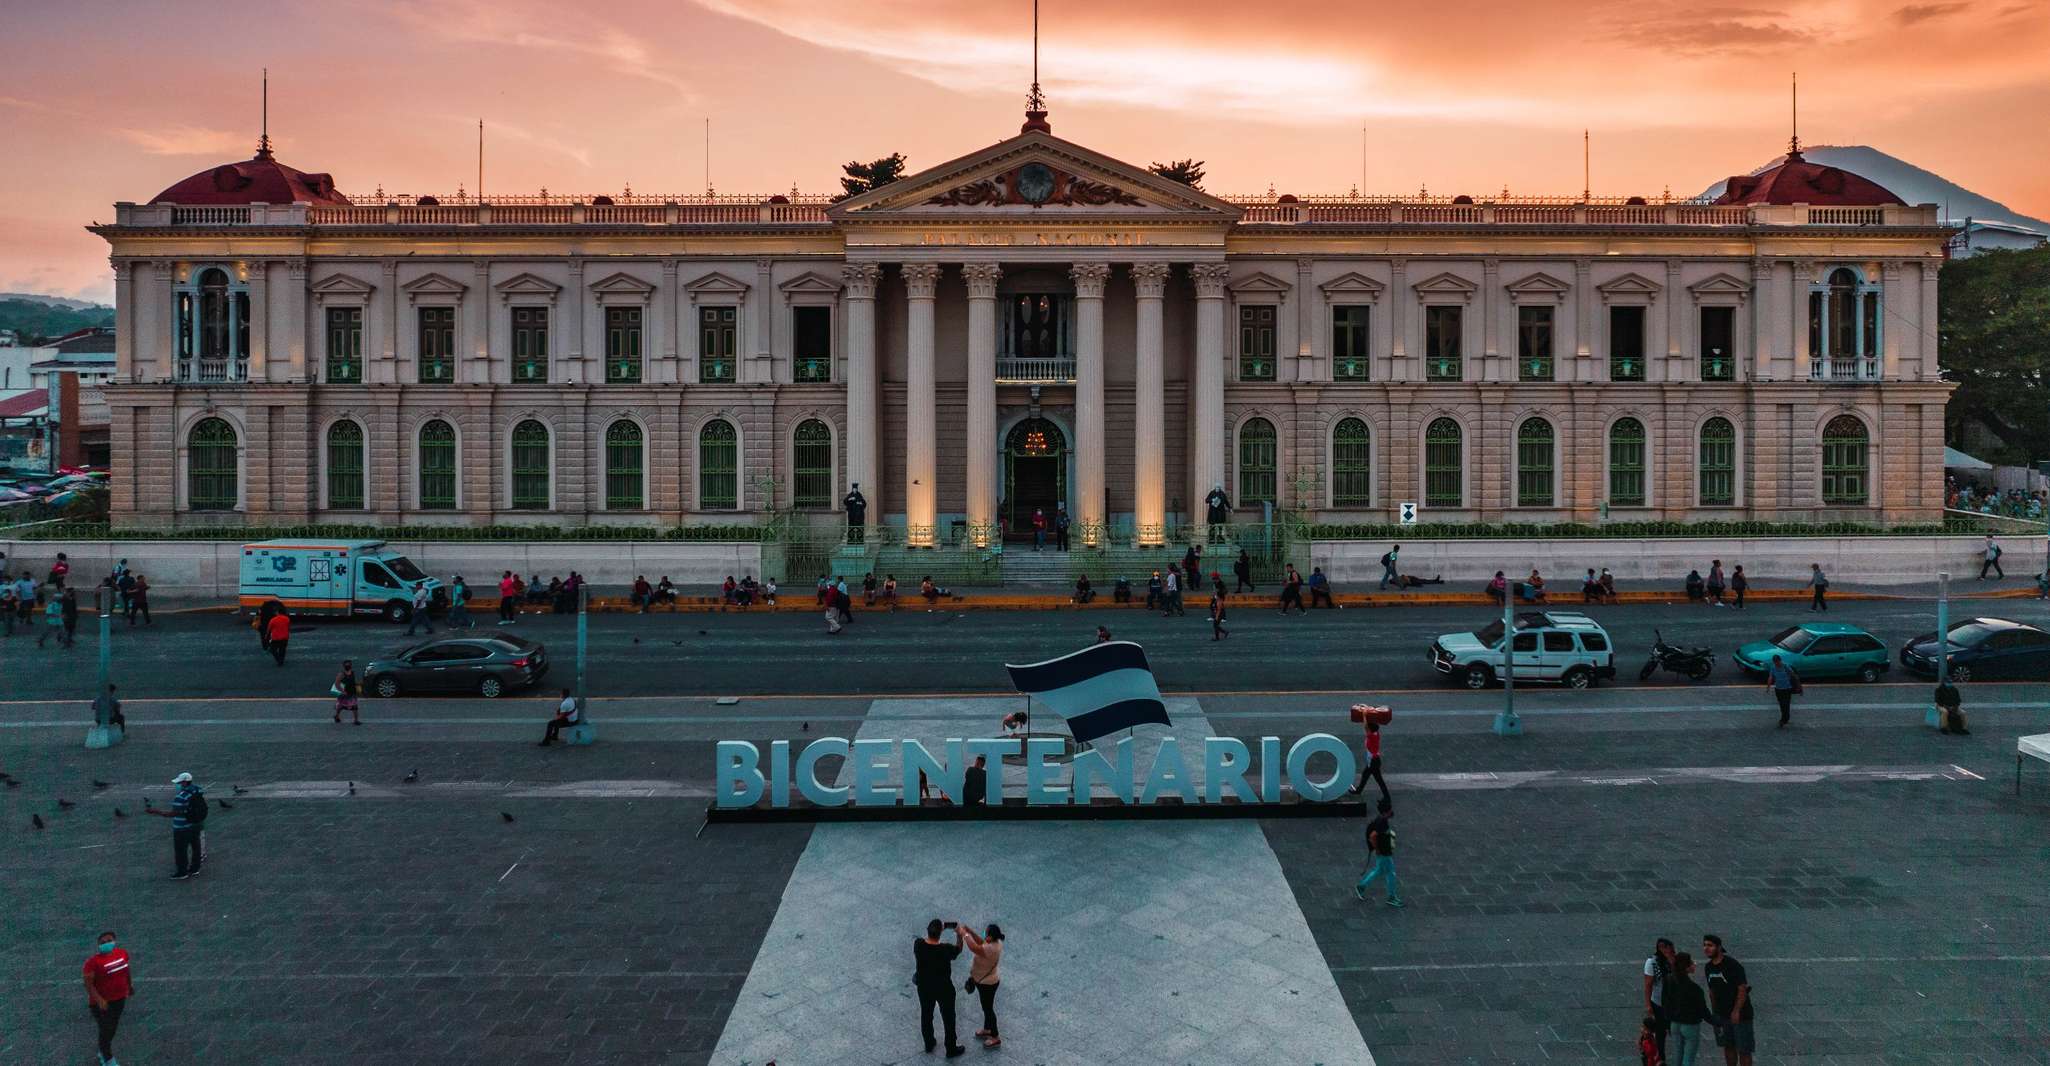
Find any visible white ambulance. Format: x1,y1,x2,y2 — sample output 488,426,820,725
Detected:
237,540,444,622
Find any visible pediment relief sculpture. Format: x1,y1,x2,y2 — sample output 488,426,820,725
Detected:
927,161,1144,208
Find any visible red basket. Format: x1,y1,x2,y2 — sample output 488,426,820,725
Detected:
1350,704,1393,725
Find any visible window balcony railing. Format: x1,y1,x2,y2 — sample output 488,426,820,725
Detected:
995,357,1076,383
178,358,247,384
1812,358,1880,383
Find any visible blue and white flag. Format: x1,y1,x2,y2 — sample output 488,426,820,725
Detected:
1004,641,1170,745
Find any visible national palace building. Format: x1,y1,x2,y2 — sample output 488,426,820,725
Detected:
92,106,1953,543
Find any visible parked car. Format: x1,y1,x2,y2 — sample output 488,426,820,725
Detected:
364,634,548,698
1431,610,1617,689
1733,622,1889,683
1901,618,2050,682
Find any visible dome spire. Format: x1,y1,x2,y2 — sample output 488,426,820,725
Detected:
1022,0,1050,134
1787,71,1802,159
256,67,272,160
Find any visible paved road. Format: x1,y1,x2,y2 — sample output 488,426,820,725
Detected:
6,593,2045,702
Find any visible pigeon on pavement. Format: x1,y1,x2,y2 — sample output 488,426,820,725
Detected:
402,769,419,784
92,780,110,790
32,814,45,830
500,812,515,823
56,798,76,810
114,808,127,818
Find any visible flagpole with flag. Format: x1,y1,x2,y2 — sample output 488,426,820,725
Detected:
1005,641,1170,747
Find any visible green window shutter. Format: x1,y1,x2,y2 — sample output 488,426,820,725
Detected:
1239,306,1277,381
1608,417,1645,507
1237,418,1277,504
1820,415,1868,505
325,420,365,510
700,306,737,383
418,307,456,384
792,420,833,507
512,307,549,384
1330,417,1371,507
1516,418,1555,507
1424,417,1462,507
187,417,238,511
325,307,362,383
418,420,458,509
510,420,551,509
699,420,738,509
605,307,643,384
1517,305,1553,381
1698,417,1735,506
604,420,644,510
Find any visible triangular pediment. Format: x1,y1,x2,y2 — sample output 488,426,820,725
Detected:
684,270,751,296
309,273,375,297
399,272,466,301
828,130,1243,221
589,271,656,296
1688,272,1752,296
1596,272,1663,297
1318,271,1385,298
1228,271,1293,297
1503,271,1571,298
494,272,562,302
1412,271,1479,300
778,271,843,295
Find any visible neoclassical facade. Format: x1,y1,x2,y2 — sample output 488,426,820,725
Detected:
94,119,1953,541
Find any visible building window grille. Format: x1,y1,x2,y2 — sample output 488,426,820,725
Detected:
418,420,457,509
1237,417,1277,504
1330,417,1372,507
1424,417,1462,507
1821,414,1869,505
700,306,737,382
1608,417,1646,507
699,420,738,509
604,420,644,510
1239,306,1277,381
792,419,833,508
325,420,365,510
1698,417,1736,506
1424,306,1462,381
605,307,643,384
325,307,362,383
510,419,550,509
187,417,237,511
1516,418,1555,507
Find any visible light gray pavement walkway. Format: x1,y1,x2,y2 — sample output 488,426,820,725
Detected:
710,697,1374,1066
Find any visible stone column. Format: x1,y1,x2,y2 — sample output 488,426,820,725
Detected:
1130,263,1171,544
1881,261,1904,381
111,259,136,381
1191,263,1230,539
752,257,775,384
902,263,942,546
657,259,680,384
842,263,882,534
1388,258,1408,377
469,258,491,384
380,259,400,385
566,259,586,384
1294,256,1315,381
1664,258,1684,364
1751,257,1772,381
1790,260,1812,381
1482,257,1501,380
1573,258,1593,370
1070,263,1110,543
1919,260,1941,381
962,262,1003,543
286,259,308,383
246,261,269,382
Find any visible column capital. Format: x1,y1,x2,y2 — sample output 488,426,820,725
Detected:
110,257,133,280
1919,258,1940,280
287,258,308,280
662,258,681,278
1191,262,1231,299
841,262,882,299
1068,262,1111,299
1752,256,1773,279
1129,262,1172,298
962,262,1004,300
902,263,942,300
567,257,585,277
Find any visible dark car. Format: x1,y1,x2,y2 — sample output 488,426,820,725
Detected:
364,634,548,698
1901,617,2050,682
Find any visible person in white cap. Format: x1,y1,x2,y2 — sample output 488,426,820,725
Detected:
146,772,207,879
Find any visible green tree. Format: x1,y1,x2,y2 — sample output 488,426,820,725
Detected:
836,153,909,201
1148,159,1206,190
1941,247,2050,464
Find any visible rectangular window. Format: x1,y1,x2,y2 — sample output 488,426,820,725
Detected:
605,306,643,384
1517,306,1554,381
325,307,362,383
1608,305,1646,381
792,306,832,383
1331,306,1370,381
1424,305,1462,381
700,306,737,382
511,306,549,384
1239,305,1277,381
1699,306,1736,381
417,307,456,384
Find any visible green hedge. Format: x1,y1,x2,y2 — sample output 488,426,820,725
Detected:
1304,519,1988,540
6,522,774,543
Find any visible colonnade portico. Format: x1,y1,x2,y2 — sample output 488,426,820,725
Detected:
841,257,1224,549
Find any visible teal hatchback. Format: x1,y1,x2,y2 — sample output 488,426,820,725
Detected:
1732,622,1891,683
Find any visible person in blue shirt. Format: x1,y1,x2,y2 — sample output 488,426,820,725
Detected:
1765,655,1800,728
146,772,207,879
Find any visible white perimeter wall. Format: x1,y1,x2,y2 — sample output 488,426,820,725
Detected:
1313,536,2045,586
0,540,764,597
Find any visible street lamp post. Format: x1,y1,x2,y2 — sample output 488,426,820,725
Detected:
576,582,589,712
84,585,122,749
1926,571,1949,728
1493,589,1523,737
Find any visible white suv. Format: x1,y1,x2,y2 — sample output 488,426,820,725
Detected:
1431,611,1617,690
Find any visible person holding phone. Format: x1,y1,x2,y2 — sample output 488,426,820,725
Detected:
960,921,1005,1048
912,918,966,1057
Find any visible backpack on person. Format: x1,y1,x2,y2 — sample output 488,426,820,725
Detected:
1380,552,1394,567
185,791,208,825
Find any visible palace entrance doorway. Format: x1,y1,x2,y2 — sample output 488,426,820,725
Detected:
1002,416,1068,539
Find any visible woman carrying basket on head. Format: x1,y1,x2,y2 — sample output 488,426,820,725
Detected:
1345,704,1392,803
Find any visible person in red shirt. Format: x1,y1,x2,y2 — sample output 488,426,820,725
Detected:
1345,714,1390,803
265,610,291,666
83,930,132,1065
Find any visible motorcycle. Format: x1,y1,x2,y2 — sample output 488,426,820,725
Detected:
1640,628,1714,682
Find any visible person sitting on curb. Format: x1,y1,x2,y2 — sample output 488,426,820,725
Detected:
1934,679,1969,735
1073,575,1095,604
1308,567,1334,608
1520,570,1548,604
1684,569,1706,603
1599,568,1619,604
1486,570,1507,606
539,689,583,746
762,577,778,605
654,576,676,605
921,576,945,604
1582,569,1603,604
883,575,899,611
632,575,654,613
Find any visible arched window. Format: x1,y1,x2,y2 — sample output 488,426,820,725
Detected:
1608,418,1646,508
187,417,238,511
1330,417,1372,508
418,420,457,510
1698,418,1736,506
604,421,644,510
176,267,249,382
1237,417,1277,505
1821,415,1869,505
792,419,833,509
699,420,738,510
510,420,551,510
1809,267,1880,380
1424,417,1462,508
326,420,365,510
1516,417,1555,507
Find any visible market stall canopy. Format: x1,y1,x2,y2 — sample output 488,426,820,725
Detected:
1944,447,1992,471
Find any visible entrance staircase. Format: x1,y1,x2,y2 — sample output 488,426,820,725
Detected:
997,546,1074,588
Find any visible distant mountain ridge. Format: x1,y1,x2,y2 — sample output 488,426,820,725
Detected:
0,292,109,312
0,297,115,343
1699,146,2048,234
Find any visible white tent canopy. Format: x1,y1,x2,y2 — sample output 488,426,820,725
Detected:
1945,447,1993,471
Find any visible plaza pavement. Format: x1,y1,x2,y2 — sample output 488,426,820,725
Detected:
3,681,2048,1064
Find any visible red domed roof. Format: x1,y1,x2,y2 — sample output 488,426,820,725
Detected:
149,148,349,206
1712,148,1903,207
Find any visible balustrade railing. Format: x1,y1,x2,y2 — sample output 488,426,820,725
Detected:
994,356,1077,383
1811,357,1880,382
170,207,249,225
178,358,246,384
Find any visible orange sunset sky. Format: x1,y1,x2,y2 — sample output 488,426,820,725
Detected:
5,0,2048,303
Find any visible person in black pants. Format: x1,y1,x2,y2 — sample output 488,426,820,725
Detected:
913,919,967,1057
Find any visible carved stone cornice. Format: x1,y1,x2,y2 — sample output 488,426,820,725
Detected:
1191,263,1231,299
961,262,1004,300
1068,263,1111,300
902,263,942,300
841,263,882,300
1130,262,1172,299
